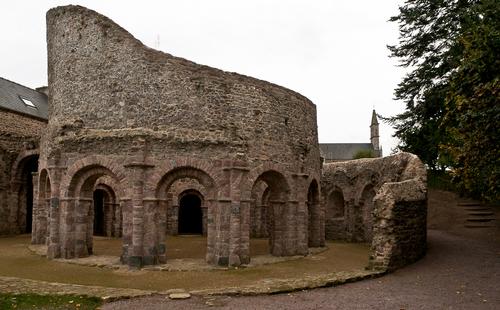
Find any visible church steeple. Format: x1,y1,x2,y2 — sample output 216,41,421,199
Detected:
370,109,380,155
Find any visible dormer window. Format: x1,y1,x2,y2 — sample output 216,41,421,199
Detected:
19,96,37,109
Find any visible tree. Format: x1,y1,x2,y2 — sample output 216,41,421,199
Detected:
387,0,499,201
352,149,375,160
442,0,499,201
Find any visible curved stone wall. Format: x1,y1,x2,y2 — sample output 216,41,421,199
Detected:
35,5,323,268
43,5,319,172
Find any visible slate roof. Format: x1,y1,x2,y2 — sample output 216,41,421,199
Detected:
0,77,48,120
319,143,374,161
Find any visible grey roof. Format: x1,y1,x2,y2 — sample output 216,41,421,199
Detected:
319,143,373,161
0,77,48,120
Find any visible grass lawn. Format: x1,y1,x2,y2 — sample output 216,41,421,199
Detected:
0,293,102,310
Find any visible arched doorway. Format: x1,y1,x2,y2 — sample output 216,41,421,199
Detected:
307,180,321,247
15,155,38,233
249,170,290,258
178,191,203,234
325,188,345,240
93,189,106,236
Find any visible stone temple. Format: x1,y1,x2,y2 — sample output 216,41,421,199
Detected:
0,5,427,271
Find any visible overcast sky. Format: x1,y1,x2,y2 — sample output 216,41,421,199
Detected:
1,0,406,153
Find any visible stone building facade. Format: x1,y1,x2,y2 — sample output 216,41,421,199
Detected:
33,5,323,268
0,78,48,235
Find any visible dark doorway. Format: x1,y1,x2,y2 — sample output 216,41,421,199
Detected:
178,194,202,234
20,156,38,233
93,189,105,236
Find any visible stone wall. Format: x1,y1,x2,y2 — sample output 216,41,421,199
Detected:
321,152,427,270
0,108,46,235
36,5,322,268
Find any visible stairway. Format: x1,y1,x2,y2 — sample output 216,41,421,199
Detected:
457,202,497,228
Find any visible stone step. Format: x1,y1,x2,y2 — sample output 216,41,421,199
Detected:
467,211,494,216
457,202,482,207
466,218,495,222
464,207,492,212
464,223,495,228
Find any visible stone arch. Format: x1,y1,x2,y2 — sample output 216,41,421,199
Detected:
307,179,321,247
10,152,39,234
64,164,123,258
248,169,291,257
241,163,291,201
10,149,39,184
250,180,269,238
148,157,221,198
360,184,376,242
324,187,346,240
326,187,345,219
61,156,126,198
155,166,216,200
153,166,217,264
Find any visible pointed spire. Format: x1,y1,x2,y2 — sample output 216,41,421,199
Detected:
371,109,379,125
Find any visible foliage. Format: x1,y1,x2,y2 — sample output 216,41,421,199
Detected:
352,149,375,159
427,170,456,192
0,293,102,310
387,0,499,201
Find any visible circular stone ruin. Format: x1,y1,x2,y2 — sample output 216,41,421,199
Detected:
33,5,323,268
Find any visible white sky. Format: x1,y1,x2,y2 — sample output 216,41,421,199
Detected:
0,0,406,153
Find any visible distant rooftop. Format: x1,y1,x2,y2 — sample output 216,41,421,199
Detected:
319,143,374,161
0,77,48,120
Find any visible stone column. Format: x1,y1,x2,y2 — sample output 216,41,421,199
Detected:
155,198,167,263
227,165,249,267
120,198,132,264
46,165,64,259
292,173,309,255
30,172,39,243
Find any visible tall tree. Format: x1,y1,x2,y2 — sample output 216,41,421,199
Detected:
442,0,499,201
387,0,499,201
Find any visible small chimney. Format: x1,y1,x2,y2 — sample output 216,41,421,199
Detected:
36,86,48,96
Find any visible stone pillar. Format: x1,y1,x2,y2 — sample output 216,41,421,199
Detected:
227,165,249,267
205,199,217,264
201,206,208,236
292,173,309,255
155,198,167,263
30,172,39,242
113,202,121,237
120,198,132,264
7,180,22,234
46,166,63,259
269,200,285,256
125,162,156,268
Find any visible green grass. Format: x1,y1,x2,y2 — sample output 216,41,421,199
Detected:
0,293,102,310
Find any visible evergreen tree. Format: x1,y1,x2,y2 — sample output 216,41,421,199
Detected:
387,0,499,201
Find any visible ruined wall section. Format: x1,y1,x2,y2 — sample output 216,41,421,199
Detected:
321,152,427,270
44,5,320,172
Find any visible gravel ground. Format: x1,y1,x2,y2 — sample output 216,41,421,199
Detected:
104,190,500,310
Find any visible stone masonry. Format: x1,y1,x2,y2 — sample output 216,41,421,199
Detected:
34,5,323,268
0,5,429,273
321,152,427,270
0,108,46,235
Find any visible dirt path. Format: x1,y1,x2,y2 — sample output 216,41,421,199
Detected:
104,190,500,309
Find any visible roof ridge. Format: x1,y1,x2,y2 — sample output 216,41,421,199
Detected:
0,76,45,95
